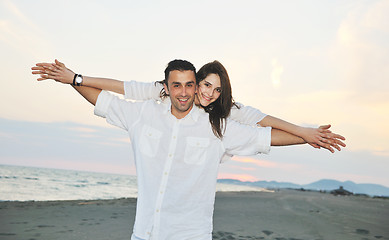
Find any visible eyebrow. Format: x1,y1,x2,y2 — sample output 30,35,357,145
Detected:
171,81,195,85
204,80,220,88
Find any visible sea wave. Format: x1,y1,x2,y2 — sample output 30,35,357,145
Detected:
0,165,267,201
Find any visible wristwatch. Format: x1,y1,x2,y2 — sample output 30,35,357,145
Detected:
73,74,83,86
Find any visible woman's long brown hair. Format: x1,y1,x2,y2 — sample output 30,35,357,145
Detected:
197,61,238,139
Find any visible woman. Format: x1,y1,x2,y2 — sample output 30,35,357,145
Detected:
32,59,345,152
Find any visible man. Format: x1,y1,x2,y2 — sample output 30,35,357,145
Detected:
34,59,317,240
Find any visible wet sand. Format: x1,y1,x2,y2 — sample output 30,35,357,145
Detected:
0,189,388,240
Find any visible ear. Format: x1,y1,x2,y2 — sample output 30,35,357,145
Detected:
163,83,169,95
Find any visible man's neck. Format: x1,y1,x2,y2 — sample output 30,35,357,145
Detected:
171,104,194,119
194,94,200,106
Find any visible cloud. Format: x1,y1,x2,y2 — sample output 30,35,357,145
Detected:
363,0,389,33
372,150,389,157
237,167,256,171
2,0,38,30
0,0,53,59
0,131,17,140
0,119,134,174
95,138,130,147
332,0,389,94
231,156,277,168
68,127,97,133
217,173,259,182
278,0,389,154
284,89,389,153
271,58,284,89
231,156,301,170
3,156,137,176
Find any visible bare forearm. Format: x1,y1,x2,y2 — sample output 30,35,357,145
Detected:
271,129,305,146
32,60,124,95
259,115,346,152
259,115,302,136
72,85,101,106
82,77,124,95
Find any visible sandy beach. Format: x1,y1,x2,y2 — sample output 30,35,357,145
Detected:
1,189,388,240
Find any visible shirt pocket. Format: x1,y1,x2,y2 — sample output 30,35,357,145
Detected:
139,125,163,157
184,137,210,165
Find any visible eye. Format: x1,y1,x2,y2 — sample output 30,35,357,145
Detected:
216,88,222,93
204,83,211,87
187,83,194,87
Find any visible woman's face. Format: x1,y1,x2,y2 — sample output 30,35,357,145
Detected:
197,73,222,107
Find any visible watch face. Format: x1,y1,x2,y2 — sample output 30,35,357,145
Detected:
76,76,82,83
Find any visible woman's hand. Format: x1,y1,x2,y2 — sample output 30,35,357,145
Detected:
32,59,75,84
302,124,346,153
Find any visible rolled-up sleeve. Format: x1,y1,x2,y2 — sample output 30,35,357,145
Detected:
124,81,162,101
94,90,143,131
94,90,114,118
230,102,267,126
222,119,271,156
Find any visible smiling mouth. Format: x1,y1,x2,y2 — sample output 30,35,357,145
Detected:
201,94,212,101
178,98,189,104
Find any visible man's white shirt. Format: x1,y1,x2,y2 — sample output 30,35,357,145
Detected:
122,81,269,163
95,90,271,240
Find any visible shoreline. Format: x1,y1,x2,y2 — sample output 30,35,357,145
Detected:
1,189,388,240
2,187,388,203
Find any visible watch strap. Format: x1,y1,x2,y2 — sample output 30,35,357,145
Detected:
72,74,77,86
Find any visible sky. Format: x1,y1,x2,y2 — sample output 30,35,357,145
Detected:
0,0,388,187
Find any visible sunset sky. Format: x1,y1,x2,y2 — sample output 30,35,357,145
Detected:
1,0,388,187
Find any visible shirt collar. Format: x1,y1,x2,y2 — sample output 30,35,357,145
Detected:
161,98,200,122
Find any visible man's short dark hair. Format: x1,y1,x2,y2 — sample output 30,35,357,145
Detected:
164,59,196,85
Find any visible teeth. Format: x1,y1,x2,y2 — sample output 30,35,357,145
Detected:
202,95,211,101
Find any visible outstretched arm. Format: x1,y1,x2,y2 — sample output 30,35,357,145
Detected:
270,128,338,153
32,60,124,94
32,60,102,105
271,128,305,146
230,104,345,152
72,85,101,106
33,59,162,101
259,115,346,151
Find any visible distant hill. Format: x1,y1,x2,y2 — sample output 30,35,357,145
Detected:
217,179,389,197
303,179,389,197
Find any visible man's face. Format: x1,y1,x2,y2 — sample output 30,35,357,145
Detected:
164,70,196,119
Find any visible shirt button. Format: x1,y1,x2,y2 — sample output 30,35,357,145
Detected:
164,172,168,175
160,191,163,194
169,154,172,157
173,136,176,139
156,209,160,212
147,232,150,235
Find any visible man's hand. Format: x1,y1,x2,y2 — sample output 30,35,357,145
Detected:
32,59,74,84
302,124,346,153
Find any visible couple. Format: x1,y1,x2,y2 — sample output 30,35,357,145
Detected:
32,59,345,240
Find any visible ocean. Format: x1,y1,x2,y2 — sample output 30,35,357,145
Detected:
0,165,266,201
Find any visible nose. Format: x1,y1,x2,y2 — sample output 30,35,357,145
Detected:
207,88,215,97
181,86,188,96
